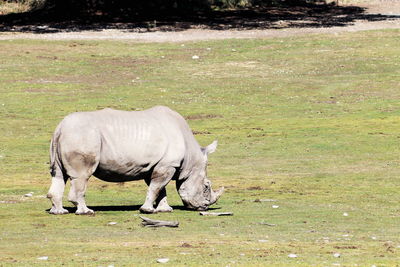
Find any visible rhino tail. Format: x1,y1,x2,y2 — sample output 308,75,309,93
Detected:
50,124,62,177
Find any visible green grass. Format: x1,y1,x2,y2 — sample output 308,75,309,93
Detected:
1,30,400,266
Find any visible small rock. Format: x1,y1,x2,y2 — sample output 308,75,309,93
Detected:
192,55,199,60
272,205,279,209
157,258,169,263
24,193,33,197
37,256,48,260
258,239,268,243
181,44,185,47
206,48,211,51
371,236,377,240
343,212,348,216
288,253,297,258
108,222,117,225
231,49,237,52
160,56,165,59
333,253,341,258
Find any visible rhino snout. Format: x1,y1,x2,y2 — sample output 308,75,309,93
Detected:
209,186,224,205
182,200,208,211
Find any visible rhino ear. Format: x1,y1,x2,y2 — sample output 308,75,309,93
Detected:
202,140,218,155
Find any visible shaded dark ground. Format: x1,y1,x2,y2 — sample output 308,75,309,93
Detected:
1,2,399,33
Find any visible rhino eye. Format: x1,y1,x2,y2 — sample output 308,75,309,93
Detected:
203,184,210,195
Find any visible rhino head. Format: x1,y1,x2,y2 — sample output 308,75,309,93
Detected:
176,140,224,211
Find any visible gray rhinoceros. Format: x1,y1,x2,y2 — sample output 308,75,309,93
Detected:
46,106,224,215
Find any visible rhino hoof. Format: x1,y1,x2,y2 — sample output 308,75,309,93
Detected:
75,209,95,215
139,206,157,214
49,207,69,215
156,206,173,213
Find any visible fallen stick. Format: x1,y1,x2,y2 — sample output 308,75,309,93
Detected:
199,212,233,216
139,216,179,228
259,222,276,226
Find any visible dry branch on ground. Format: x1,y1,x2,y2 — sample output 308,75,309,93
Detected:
139,216,179,228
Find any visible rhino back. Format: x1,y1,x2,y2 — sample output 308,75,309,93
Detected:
57,107,191,182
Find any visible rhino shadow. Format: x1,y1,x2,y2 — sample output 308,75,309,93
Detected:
45,204,220,213
45,205,141,213
171,205,221,211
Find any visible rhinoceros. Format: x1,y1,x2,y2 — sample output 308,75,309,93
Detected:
46,106,224,215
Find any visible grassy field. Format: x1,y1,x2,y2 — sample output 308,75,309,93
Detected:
0,30,400,266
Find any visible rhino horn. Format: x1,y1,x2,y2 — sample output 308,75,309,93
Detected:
209,187,224,205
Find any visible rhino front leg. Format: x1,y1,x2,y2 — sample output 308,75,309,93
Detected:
140,167,175,214
155,188,173,213
68,176,94,215
47,169,69,215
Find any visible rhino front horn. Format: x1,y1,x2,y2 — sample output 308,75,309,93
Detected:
210,187,224,205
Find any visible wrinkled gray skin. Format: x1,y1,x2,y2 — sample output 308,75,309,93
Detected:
47,106,224,215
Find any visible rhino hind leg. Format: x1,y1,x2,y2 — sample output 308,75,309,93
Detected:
63,152,98,215
47,167,69,215
68,176,94,215
140,167,176,214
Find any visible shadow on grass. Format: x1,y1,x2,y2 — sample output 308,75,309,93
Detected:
45,205,220,213
1,3,399,33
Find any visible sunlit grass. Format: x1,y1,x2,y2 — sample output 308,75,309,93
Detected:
0,30,400,265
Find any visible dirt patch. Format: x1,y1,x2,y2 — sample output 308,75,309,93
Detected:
92,56,151,68
247,186,264,190
32,223,46,228
192,130,212,135
333,245,359,249
226,61,259,68
180,242,193,248
0,200,20,204
186,114,222,120
24,88,62,93
25,60,141,87
36,55,59,60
